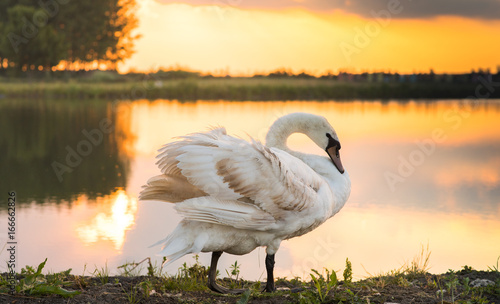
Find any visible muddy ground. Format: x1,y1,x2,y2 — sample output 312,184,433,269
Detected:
1,268,499,303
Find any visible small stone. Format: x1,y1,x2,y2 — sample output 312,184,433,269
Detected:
276,287,290,291
471,279,495,288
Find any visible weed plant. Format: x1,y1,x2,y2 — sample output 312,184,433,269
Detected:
488,256,500,273
0,258,80,297
1,251,499,303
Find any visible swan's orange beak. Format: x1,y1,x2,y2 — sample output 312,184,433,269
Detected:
326,145,345,174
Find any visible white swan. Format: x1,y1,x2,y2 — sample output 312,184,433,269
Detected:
140,112,351,293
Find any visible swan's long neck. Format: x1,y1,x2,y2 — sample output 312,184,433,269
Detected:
265,114,309,158
266,113,351,217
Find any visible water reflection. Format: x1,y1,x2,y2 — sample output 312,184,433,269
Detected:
282,204,500,280
0,100,133,205
76,189,138,251
1,99,499,280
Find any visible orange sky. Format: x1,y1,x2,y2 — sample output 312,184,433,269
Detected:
119,0,500,75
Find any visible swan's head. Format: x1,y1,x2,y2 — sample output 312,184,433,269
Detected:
266,112,345,174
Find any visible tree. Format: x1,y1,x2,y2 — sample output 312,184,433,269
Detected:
0,0,140,72
55,0,140,70
0,5,67,72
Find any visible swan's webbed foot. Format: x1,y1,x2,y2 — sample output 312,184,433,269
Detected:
208,280,246,294
208,251,247,294
262,282,276,292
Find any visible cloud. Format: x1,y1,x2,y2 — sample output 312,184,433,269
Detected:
333,0,500,20
154,0,500,19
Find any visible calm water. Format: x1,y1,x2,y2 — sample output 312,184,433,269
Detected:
1,99,499,280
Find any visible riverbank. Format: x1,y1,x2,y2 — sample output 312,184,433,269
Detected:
1,257,499,304
0,78,496,101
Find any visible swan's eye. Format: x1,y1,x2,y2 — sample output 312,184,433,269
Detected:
325,133,342,158
326,133,340,149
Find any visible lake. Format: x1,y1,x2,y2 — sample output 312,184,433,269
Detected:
1,98,499,281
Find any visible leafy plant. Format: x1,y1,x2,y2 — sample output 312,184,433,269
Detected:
343,258,353,285
435,276,445,304
236,289,251,304
462,265,474,273
160,254,209,291
309,268,338,303
444,272,459,304
226,260,242,288
462,277,471,296
230,261,241,280
14,259,80,297
488,256,500,273
179,255,208,281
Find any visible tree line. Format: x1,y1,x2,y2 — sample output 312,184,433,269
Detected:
0,0,139,73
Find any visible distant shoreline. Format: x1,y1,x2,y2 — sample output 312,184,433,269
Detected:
1,78,499,101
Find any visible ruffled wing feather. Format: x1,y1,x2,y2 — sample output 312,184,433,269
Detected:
140,127,324,228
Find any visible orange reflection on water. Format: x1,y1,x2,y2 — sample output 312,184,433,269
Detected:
123,100,500,157
278,204,500,280
113,101,137,158
329,100,500,145
76,189,138,251
434,162,500,188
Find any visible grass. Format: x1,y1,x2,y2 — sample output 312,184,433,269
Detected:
0,77,493,100
92,262,110,284
488,256,500,273
363,243,431,290
118,257,161,277
1,250,499,303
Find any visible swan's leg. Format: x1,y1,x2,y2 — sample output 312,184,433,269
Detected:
262,254,276,292
207,251,246,294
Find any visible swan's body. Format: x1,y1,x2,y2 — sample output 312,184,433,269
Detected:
140,112,351,292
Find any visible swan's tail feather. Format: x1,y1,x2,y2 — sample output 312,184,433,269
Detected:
160,247,194,267
139,174,205,203
148,234,172,248
153,223,205,267
155,234,195,267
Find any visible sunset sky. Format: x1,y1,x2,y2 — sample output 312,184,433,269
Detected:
120,0,500,75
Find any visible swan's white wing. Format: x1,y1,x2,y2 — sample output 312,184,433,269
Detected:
149,128,324,221
154,128,243,200
139,174,206,203
175,197,278,231
216,140,324,216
